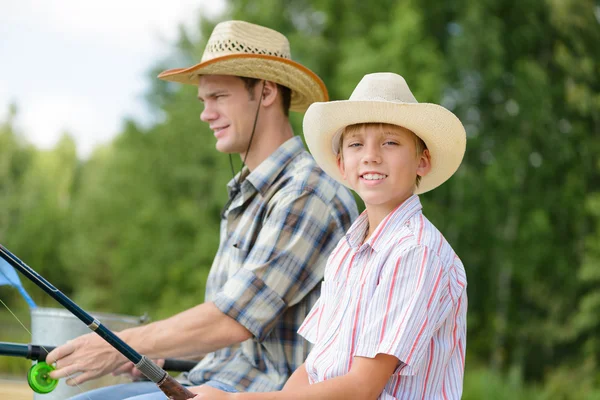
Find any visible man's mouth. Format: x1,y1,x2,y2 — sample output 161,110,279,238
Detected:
211,126,229,137
212,126,228,132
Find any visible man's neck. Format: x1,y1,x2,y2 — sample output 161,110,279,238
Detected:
241,120,294,171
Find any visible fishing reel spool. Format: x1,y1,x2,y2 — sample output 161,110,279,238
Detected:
28,361,58,394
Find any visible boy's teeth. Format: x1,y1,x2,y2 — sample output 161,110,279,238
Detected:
362,173,386,180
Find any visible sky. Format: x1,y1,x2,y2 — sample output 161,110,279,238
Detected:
1,0,226,158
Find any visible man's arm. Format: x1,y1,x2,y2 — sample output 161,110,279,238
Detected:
47,302,251,385
48,190,344,386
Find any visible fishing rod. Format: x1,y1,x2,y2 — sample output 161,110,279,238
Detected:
0,342,197,371
0,244,195,399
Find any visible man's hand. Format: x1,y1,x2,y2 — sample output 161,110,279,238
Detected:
46,333,129,385
112,359,165,380
189,385,235,399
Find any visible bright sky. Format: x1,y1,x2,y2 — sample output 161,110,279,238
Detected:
0,0,226,157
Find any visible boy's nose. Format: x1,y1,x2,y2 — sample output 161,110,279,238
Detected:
362,145,382,164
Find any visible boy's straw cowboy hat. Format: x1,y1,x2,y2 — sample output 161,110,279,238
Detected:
303,72,466,194
157,20,328,112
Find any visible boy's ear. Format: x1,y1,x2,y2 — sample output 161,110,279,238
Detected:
336,153,347,181
416,149,432,177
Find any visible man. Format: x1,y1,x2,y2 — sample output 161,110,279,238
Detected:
47,20,358,399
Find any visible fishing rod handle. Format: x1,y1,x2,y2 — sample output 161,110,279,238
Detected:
137,356,195,399
158,374,196,399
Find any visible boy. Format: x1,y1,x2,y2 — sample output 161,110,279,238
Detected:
192,72,467,399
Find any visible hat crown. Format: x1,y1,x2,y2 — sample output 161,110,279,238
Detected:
201,20,291,63
349,73,418,104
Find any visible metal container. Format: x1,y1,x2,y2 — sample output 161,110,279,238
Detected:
31,307,146,399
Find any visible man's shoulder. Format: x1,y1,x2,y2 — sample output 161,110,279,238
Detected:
263,150,357,228
276,151,355,203
282,150,334,187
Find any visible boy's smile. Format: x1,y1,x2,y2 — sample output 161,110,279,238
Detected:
359,171,388,186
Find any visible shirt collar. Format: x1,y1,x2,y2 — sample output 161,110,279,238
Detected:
344,195,423,252
227,136,305,197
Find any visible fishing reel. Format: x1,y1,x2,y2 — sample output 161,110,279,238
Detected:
28,361,59,394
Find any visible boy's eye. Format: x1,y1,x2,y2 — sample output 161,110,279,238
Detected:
384,141,399,146
348,142,362,148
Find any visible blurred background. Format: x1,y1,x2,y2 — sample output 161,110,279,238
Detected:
1,0,599,399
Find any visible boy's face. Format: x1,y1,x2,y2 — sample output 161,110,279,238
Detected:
337,124,431,212
198,75,260,154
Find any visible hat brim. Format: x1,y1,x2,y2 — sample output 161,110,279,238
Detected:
303,100,466,194
157,54,328,113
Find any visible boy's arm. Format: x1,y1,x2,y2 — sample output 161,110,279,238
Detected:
191,353,399,400
281,363,310,392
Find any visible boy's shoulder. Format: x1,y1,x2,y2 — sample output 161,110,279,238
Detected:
377,212,466,297
380,210,461,267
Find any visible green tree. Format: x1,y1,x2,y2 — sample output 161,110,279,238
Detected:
2,1,598,395
0,107,78,307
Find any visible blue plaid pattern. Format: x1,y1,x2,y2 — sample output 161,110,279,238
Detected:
187,136,358,392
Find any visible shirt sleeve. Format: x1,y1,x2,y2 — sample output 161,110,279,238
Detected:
213,190,341,342
354,245,451,376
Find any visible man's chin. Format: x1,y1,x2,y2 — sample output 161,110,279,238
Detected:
215,141,234,153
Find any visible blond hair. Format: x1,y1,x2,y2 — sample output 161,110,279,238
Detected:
337,123,428,187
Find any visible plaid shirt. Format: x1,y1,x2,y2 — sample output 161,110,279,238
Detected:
187,136,358,391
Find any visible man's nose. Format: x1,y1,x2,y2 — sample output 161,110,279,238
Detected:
200,104,217,122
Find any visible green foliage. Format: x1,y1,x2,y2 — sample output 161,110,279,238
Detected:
0,0,599,394
462,365,543,400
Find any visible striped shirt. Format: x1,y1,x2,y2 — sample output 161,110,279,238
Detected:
187,136,358,392
299,195,467,399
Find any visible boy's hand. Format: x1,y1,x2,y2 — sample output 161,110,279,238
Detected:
189,385,235,399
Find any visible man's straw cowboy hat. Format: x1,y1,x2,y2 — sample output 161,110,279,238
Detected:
158,20,328,112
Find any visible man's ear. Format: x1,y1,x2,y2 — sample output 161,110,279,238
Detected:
260,80,278,107
416,149,432,178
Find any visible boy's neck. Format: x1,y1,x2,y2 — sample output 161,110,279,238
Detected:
362,214,381,244
362,193,415,244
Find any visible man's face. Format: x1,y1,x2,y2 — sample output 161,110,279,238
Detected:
337,124,430,212
198,75,259,154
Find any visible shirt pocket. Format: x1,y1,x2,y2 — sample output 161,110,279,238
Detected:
317,279,352,343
